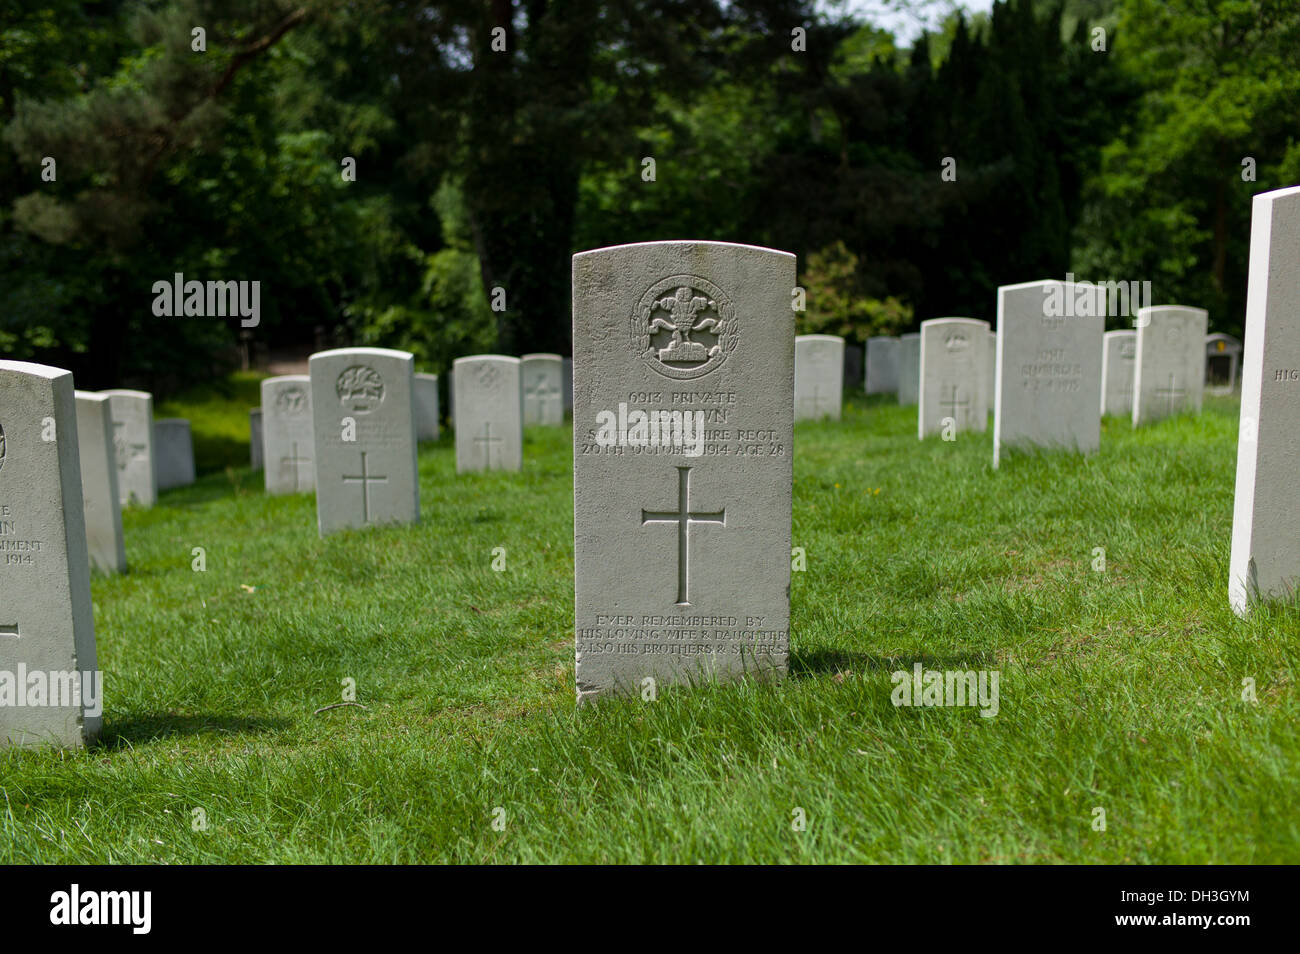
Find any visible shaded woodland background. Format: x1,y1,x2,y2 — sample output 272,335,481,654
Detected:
2,0,1297,395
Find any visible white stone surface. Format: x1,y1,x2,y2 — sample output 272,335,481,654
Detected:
154,418,195,490
1100,330,1136,417
261,375,314,495
897,333,920,407
992,280,1103,468
74,391,126,574
521,353,565,426
794,334,844,420
918,318,989,438
1132,305,1208,425
101,389,156,507
309,348,419,535
1230,185,1300,614
984,328,996,409
563,357,574,412
414,372,440,442
453,355,523,472
1,361,101,747
865,336,900,395
572,240,793,701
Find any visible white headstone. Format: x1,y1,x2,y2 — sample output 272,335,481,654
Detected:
1206,333,1242,396
102,389,157,507
453,355,523,472
74,392,127,574
572,240,793,702
521,353,565,426
984,328,996,409
250,408,263,470
794,334,845,420
918,318,990,438
993,279,1103,468
261,375,314,495
0,361,102,747
865,336,900,395
154,418,196,490
414,372,440,442
897,332,921,407
1230,185,1300,614
1132,305,1208,426
309,348,420,536
1100,330,1137,417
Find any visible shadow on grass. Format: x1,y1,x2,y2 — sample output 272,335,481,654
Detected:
791,648,999,677
97,712,290,747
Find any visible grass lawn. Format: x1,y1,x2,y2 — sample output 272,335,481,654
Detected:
2,388,1296,863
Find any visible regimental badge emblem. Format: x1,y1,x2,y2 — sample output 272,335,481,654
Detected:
275,386,308,416
945,332,969,352
474,363,503,391
631,275,737,380
0,420,6,473
336,366,385,413
1120,340,1136,359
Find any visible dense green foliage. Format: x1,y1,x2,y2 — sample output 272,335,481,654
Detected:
2,0,1297,392
1,386,1295,862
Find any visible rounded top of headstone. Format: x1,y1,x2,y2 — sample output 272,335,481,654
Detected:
795,334,844,344
922,317,988,330
100,388,153,399
1103,329,1137,340
901,332,921,341
309,347,413,363
453,354,521,368
74,390,112,402
0,359,73,381
521,353,562,362
1254,183,1300,209
997,278,1062,292
263,373,310,384
572,239,795,264
1135,304,1209,321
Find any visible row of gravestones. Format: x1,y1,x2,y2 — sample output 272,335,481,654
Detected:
3,186,1298,746
806,321,1242,450
845,330,1241,406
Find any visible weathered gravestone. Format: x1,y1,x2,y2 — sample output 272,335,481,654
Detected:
261,375,314,495
1100,330,1137,417
1132,305,1208,426
572,240,793,702
897,333,921,407
154,418,196,490
414,372,440,442
843,343,864,393
309,348,419,536
453,355,523,473
521,353,565,426
563,357,574,413
1206,333,1242,396
74,392,127,574
249,408,263,470
918,318,990,438
984,328,997,409
101,389,156,507
794,334,844,420
865,335,900,395
0,361,102,747
1230,185,1300,614
992,279,1103,468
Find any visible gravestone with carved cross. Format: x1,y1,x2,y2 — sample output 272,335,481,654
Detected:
794,335,844,421
262,375,315,496
309,348,419,536
1133,305,1208,426
1,360,102,747
919,317,989,438
453,355,523,473
572,240,794,702
521,353,565,426
100,389,156,507
1231,186,1300,615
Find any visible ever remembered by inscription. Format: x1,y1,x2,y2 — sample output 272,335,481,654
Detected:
572,240,794,702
